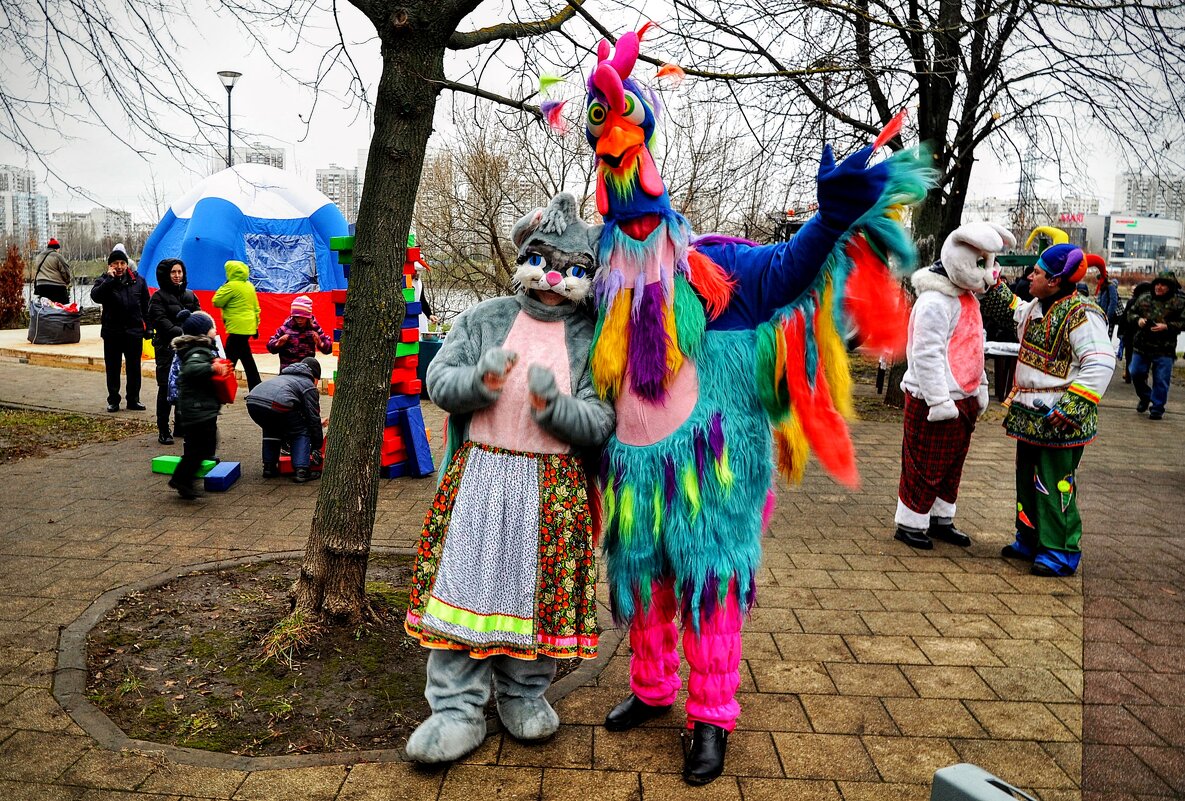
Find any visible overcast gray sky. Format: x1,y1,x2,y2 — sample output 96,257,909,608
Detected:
2,1,1119,222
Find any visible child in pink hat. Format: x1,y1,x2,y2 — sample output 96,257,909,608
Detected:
266,295,332,370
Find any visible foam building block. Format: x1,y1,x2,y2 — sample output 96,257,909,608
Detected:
203,461,241,492
401,405,435,477
151,455,217,477
380,462,409,479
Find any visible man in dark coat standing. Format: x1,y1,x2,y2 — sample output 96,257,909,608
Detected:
91,249,150,412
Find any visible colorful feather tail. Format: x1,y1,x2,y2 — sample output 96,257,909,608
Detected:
843,235,910,358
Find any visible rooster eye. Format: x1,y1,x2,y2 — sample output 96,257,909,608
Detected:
527,254,545,268
587,102,608,137
623,92,647,125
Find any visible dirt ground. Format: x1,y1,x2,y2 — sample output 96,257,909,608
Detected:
85,555,582,757
0,405,154,464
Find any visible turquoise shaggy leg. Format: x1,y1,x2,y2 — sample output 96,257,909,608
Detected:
493,655,559,742
405,649,490,763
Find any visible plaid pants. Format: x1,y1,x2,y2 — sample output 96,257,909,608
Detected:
897,393,979,528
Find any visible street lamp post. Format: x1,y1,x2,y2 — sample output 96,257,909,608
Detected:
217,70,243,169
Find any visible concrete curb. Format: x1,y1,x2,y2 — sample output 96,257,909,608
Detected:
52,547,619,771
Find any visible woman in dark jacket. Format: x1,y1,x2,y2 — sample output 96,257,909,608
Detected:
148,259,201,444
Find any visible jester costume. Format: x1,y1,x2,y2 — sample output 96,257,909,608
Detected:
579,31,932,784
981,243,1116,577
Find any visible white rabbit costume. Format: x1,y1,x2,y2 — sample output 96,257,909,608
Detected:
895,222,1017,548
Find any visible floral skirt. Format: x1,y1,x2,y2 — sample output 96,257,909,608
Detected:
405,441,599,660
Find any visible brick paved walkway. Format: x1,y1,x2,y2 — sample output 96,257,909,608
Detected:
0,358,1180,800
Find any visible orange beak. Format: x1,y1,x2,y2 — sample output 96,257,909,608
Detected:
596,121,644,170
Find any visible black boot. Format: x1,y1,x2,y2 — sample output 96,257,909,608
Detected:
604,694,672,732
927,520,971,547
683,722,728,786
262,462,280,478
158,431,174,445
894,525,933,550
292,468,311,483
167,478,201,500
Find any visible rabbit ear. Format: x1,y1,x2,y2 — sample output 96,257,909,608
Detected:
987,222,1017,249
539,193,578,235
511,209,545,249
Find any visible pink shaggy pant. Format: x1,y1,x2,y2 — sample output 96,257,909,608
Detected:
628,578,743,731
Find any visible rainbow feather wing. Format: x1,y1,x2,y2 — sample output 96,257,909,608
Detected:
759,145,935,486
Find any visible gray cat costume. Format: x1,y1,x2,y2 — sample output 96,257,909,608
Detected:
404,193,614,763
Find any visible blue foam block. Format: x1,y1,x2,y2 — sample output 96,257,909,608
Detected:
202,461,241,492
334,303,345,317
401,404,435,477
405,302,421,316
380,461,409,479
333,328,342,342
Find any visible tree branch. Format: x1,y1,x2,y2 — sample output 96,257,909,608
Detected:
449,0,585,49
437,79,542,118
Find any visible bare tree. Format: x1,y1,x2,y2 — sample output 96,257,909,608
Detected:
412,105,597,322
636,0,1185,260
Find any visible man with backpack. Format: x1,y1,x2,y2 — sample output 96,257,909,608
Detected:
33,239,73,304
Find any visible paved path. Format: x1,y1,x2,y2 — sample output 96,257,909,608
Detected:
0,358,1180,800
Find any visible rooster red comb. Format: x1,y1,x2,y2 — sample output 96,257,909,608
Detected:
590,32,641,113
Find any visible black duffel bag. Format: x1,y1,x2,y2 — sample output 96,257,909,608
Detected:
27,299,82,345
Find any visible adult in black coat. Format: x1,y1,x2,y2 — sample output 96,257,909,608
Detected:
1117,281,1153,382
90,250,150,412
147,258,201,443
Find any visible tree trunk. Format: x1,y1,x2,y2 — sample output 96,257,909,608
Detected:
291,22,448,624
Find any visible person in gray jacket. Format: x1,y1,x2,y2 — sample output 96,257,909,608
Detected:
244,357,324,482
33,239,73,304
403,193,614,765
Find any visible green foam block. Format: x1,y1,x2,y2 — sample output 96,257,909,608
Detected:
329,235,356,251
395,342,419,357
402,287,415,301
151,455,218,477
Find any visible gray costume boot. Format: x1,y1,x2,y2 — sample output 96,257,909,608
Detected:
405,650,491,763
493,655,559,742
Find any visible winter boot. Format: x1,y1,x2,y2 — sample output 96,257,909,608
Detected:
927,519,971,547
894,525,933,550
683,722,729,786
262,462,280,478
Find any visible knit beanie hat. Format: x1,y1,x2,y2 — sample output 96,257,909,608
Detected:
1153,270,1180,291
107,249,128,265
290,295,314,318
301,356,322,380
1036,244,1086,283
179,310,215,337
47,238,60,248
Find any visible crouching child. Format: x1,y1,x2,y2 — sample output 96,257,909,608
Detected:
245,357,325,483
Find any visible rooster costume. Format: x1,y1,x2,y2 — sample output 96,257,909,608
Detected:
579,30,933,783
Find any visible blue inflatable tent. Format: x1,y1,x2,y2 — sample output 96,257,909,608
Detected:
141,163,348,293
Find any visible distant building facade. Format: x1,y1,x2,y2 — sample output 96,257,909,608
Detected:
1089,214,1183,271
316,164,360,224
1113,172,1185,221
210,143,286,174
0,164,50,246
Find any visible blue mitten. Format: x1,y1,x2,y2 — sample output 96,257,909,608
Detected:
816,144,890,229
